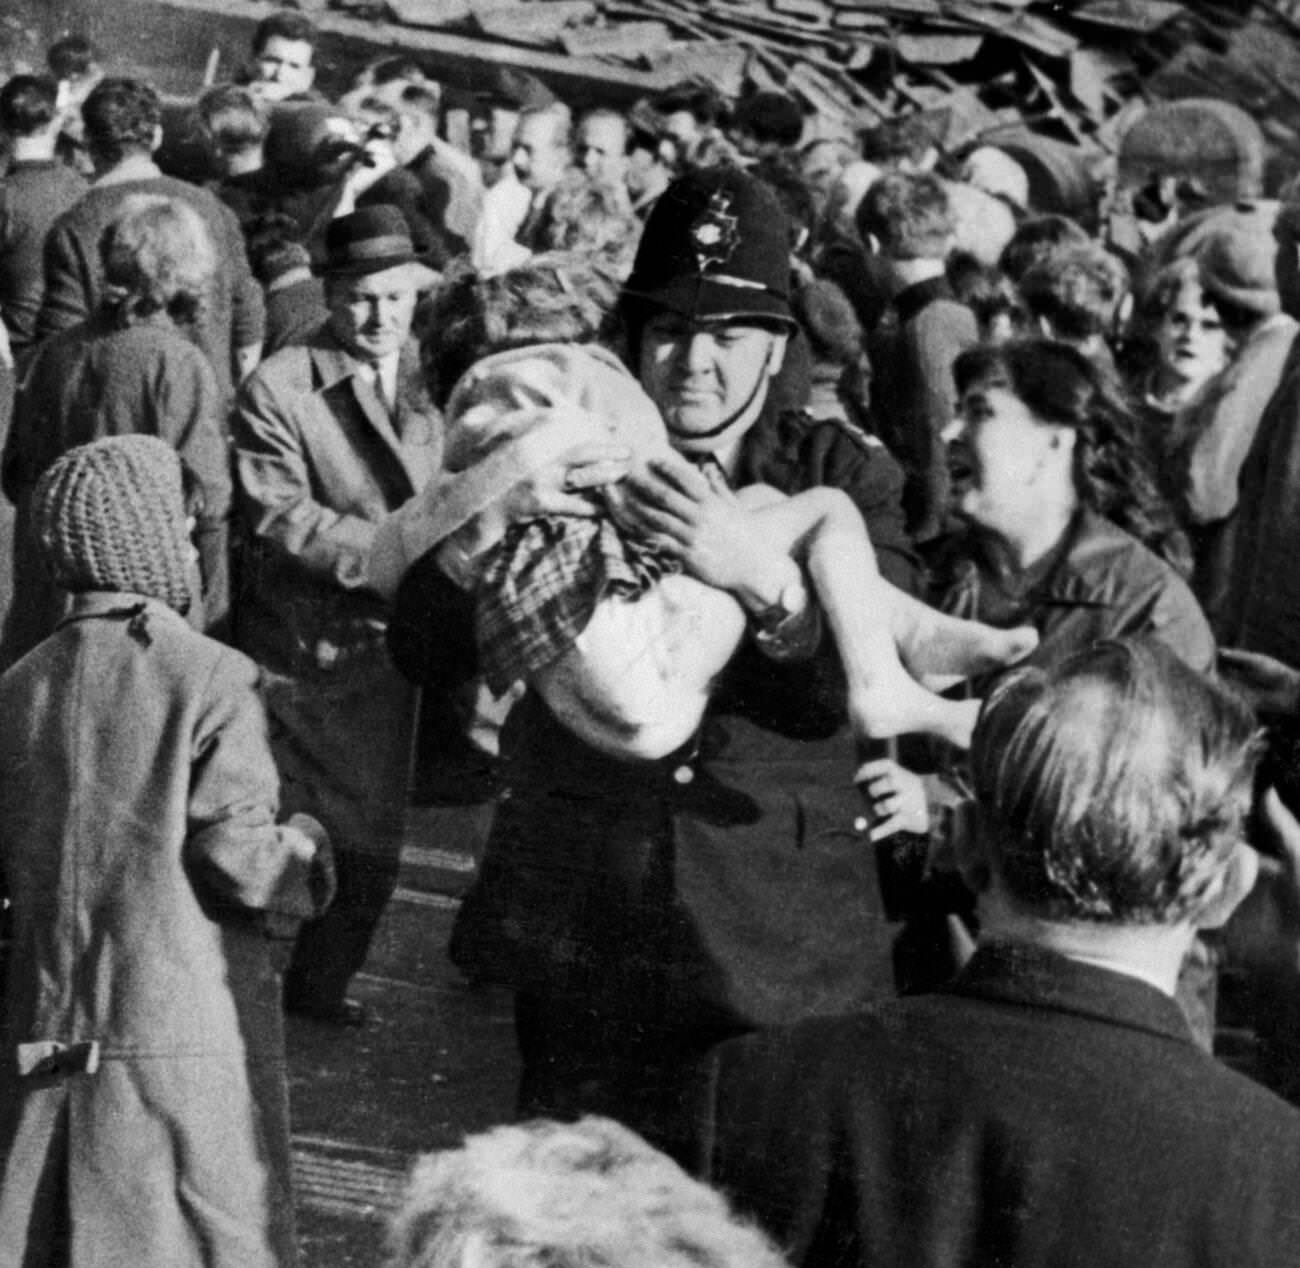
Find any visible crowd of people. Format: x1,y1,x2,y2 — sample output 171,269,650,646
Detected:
4,8,1300,1266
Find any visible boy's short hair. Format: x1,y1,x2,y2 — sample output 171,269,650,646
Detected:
0,75,60,137
196,83,270,154
47,34,99,82
252,11,318,56
998,213,1090,284
971,638,1259,924
82,77,162,166
1018,241,1129,341
856,169,953,260
388,1116,789,1268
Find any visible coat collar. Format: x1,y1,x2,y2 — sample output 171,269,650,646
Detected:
304,328,438,492
934,508,1137,615
950,939,1194,1045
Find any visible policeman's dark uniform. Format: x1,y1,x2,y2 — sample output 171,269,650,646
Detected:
391,168,917,1164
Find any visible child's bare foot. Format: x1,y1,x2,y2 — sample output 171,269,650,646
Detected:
849,675,984,750
892,593,1038,679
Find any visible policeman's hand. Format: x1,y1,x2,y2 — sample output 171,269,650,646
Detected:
856,758,930,842
1218,648,1300,718
502,441,631,521
616,453,785,596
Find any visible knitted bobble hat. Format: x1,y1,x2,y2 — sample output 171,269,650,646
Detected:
33,435,194,614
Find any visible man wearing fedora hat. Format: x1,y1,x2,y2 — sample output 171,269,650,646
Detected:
233,204,442,1027
426,166,918,1160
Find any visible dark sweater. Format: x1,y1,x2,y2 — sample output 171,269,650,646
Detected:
0,159,87,351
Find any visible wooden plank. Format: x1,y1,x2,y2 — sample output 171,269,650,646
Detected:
771,0,834,26
559,21,673,60
894,33,983,65
472,1,598,48
1072,0,1185,33
386,0,473,28
646,41,751,95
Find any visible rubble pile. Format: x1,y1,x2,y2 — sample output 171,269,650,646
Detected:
347,0,1287,158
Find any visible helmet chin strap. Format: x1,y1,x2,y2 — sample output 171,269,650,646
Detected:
666,356,774,454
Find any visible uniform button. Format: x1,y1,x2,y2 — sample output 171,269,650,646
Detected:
673,764,695,785
853,815,870,833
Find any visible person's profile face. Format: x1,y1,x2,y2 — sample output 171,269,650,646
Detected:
945,380,1065,538
511,113,568,192
253,36,315,101
328,265,420,362
638,314,785,442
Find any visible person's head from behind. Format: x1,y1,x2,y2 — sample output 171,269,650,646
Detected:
98,194,217,331
947,251,1026,343
856,169,953,265
859,113,938,174
0,75,62,147
536,174,639,271
731,91,804,160
998,213,1090,285
948,339,1188,574
423,252,619,409
81,77,161,175
33,435,199,617
196,83,270,176
249,10,317,102
1018,241,1129,349
387,1116,789,1268
968,638,1259,935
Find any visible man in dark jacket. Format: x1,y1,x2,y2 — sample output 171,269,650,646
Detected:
708,638,1300,1268
0,75,86,357
394,167,916,1163
38,77,264,403
860,170,976,542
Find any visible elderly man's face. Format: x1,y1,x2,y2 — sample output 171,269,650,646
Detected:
511,112,569,193
638,313,787,444
252,36,315,102
328,264,420,362
577,115,628,189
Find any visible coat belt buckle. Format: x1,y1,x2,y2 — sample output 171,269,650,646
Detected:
16,1039,100,1079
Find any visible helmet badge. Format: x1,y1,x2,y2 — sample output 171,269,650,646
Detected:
688,190,739,273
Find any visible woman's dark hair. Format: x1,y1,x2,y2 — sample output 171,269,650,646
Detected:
422,253,621,408
953,338,1192,576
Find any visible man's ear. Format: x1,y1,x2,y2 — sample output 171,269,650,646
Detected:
766,331,789,377
1197,842,1260,931
150,123,164,154
304,65,317,91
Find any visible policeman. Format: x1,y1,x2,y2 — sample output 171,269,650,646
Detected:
425,168,918,1162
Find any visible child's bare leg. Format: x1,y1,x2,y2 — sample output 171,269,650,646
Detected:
737,487,1034,746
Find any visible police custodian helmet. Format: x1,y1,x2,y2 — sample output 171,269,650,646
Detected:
621,165,796,329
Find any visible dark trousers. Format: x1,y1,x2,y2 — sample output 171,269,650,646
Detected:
283,846,403,1009
513,991,741,1169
